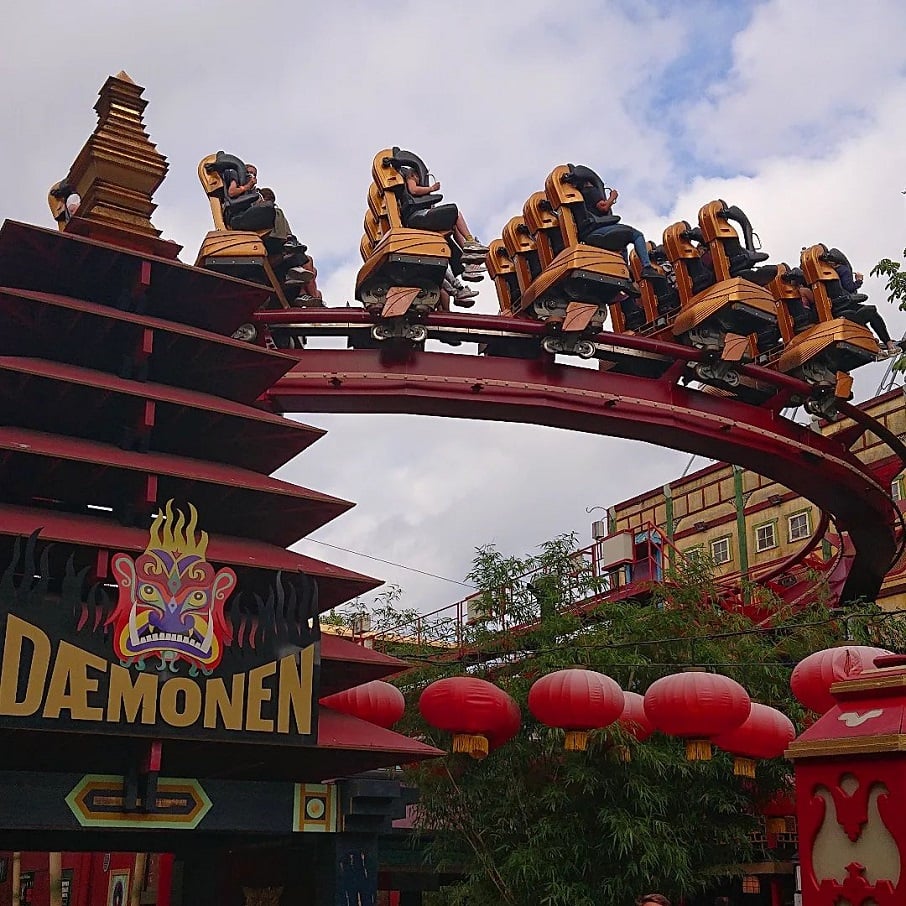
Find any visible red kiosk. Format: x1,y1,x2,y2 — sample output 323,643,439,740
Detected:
788,654,906,906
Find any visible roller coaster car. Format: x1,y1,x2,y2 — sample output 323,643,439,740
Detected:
195,152,294,309
354,149,451,340
663,218,777,383
772,247,881,415
495,165,634,357
487,239,521,316
628,242,679,330
697,200,773,283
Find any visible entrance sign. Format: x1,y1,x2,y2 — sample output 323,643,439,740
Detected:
0,503,320,744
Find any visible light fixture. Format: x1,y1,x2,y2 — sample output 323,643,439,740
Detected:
769,494,783,505
694,521,707,531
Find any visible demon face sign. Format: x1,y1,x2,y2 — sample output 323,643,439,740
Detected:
109,501,236,674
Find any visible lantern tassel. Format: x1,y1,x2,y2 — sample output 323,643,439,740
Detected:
452,733,489,760
614,744,632,763
733,756,756,779
564,730,589,752
685,739,712,761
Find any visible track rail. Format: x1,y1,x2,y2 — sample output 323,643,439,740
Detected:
258,309,905,603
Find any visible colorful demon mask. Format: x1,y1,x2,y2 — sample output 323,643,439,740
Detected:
109,501,236,674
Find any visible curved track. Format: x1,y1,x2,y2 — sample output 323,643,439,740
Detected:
259,308,906,604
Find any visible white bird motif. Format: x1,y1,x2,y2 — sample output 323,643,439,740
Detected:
838,709,884,728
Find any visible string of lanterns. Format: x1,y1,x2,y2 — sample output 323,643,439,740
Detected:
317,645,892,778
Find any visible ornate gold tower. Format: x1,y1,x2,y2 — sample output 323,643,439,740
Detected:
58,71,179,257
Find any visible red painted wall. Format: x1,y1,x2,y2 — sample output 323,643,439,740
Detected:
0,853,171,906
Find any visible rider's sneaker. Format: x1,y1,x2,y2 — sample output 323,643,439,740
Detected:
286,266,316,285
454,287,479,307
462,238,489,256
461,263,486,282
640,265,660,280
886,340,902,356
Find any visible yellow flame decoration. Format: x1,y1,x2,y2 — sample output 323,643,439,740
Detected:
146,500,209,557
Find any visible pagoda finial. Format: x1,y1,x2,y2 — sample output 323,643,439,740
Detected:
64,72,170,248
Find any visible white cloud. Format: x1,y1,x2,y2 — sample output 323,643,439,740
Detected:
4,0,905,617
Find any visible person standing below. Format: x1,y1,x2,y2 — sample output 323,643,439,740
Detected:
636,895,671,906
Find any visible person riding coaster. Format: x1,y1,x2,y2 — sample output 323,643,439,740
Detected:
494,165,636,358
355,149,459,343
195,152,320,313
663,200,779,387
766,246,892,417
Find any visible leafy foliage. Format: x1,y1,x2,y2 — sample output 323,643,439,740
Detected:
871,251,906,370
381,534,905,906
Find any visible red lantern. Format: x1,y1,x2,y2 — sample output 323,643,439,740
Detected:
612,690,655,762
419,677,516,759
528,668,624,751
618,690,655,742
487,693,522,752
760,787,796,835
790,646,892,714
644,671,751,761
712,702,796,778
319,680,405,729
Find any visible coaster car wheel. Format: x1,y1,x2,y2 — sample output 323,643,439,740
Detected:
575,340,597,359
372,323,395,341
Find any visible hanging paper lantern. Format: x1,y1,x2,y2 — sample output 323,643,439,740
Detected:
760,787,796,835
528,668,624,751
319,680,406,729
419,677,516,759
644,671,751,761
487,693,522,752
613,690,655,762
619,690,655,742
712,702,796,778
790,646,891,714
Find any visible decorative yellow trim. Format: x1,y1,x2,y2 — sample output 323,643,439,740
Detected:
786,733,906,760
686,739,713,761
453,733,489,760
564,730,589,752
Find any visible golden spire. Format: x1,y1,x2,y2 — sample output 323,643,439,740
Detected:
65,71,170,247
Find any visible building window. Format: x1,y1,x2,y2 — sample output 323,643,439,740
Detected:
710,536,732,565
893,478,904,502
684,545,705,564
788,511,811,542
754,521,777,553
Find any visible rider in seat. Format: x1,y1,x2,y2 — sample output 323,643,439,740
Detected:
566,166,659,280
822,248,899,356
391,148,488,281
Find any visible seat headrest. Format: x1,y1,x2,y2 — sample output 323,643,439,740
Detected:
390,147,430,186
565,164,606,193
824,247,851,268
205,151,249,185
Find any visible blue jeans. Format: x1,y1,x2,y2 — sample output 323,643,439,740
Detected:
586,225,651,267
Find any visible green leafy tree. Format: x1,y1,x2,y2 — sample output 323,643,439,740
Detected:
389,534,906,906
871,251,906,368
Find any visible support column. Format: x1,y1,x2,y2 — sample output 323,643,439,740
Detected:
732,466,749,592
316,835,379,906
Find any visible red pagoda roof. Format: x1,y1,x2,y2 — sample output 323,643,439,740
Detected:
0,286,294,404
0,221,270,334
0,356,321,473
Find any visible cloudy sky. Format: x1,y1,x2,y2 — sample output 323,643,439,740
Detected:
5,0,906,618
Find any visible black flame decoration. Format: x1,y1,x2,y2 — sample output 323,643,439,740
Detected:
1,530,321,659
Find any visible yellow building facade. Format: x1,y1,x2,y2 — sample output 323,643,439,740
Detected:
607,389,906,609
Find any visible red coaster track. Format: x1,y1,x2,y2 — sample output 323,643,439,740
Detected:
259,308,906,605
